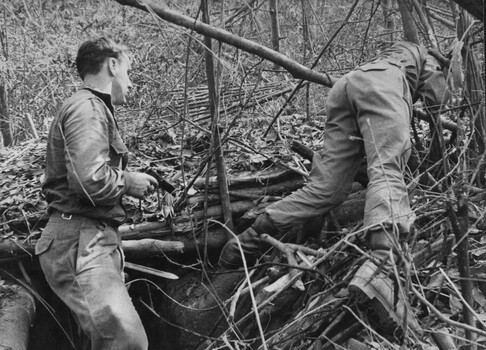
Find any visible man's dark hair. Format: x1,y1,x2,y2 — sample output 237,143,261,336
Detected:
76,37,128,79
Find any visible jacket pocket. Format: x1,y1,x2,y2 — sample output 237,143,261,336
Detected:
356,61,391,72
109,135,129,169
110,135,128,154
76,222,120,274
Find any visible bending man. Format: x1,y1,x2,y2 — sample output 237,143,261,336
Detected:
219,41,450,331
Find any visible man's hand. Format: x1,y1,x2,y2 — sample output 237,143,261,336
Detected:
125,172,158,199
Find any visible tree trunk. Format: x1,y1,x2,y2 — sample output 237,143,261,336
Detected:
301,0,311,121
410,0,438,48
458,10,486,157
396,0,420,44
201,0,234,241
0,82,13,147
269,0,280,70
381,0,396,42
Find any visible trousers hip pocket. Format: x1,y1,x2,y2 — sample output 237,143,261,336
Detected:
35,234,55,256
76,222,120,274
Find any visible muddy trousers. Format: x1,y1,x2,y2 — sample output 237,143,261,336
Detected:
220,63,414,267
36,212,148,350
266,63,414,233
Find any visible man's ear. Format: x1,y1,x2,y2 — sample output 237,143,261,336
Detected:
108,57,119,76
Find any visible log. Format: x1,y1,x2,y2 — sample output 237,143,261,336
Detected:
188,177,306,207
193,169,304,190
0,228,230,262
119,221,172,239
0,282,36,350
121,200,256,239
290,140,314,161
0,193,366,260
123,229,229,260
122,239,184,256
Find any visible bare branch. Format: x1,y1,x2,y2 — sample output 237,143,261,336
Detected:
114,0,336,87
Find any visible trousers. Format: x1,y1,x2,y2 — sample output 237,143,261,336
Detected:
266,62,415,234
35,212,148,350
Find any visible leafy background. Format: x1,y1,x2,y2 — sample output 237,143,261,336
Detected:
0,1,485,349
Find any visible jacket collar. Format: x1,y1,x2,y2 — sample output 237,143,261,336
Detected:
82,86,114,116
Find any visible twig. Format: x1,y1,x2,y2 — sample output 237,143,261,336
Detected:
229,270,256,322
211,220,268,350
410,285,486,337
343,305,399,349
263,0,360,137
439,268,486,330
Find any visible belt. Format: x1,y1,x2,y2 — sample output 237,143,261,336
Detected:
50,210,85,221
50,210,119,228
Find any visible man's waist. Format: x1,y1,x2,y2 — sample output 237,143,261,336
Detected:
359,57,404,70
47,198,126,224
49,209,121,228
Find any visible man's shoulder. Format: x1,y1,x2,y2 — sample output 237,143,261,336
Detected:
63,88,102,107
53,89,109,127
59,89,108,116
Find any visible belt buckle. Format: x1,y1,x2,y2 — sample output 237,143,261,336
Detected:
61,213,72,220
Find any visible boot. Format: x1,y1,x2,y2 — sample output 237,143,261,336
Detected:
348,231,421,335
218,213,278,269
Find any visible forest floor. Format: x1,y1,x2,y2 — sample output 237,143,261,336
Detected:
1,95,486,350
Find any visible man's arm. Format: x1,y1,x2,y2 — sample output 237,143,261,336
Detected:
419,55,452,114
62,99,126,206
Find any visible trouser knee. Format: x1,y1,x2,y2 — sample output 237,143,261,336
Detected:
123,329,148,350
109,318,148,350
219,227,262,268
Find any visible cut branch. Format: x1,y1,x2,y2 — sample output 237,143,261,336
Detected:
113,0,336,86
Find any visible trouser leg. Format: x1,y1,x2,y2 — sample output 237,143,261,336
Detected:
220,76,364,268
347,66,414,234
37,217,148,350
266,75,364,231
346,67,420,335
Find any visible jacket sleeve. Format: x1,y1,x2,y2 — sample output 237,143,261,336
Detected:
417,54,452,114
61,99,127,206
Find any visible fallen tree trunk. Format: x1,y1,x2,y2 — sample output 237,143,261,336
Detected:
193,169,304,190
124,229,229,260
0,282,36,350
121,200,257,239
188,178,307,207
0,228,230,262
0,238,190,260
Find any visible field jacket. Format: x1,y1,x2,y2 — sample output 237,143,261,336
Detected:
43,88,129,225
359,41,451,112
